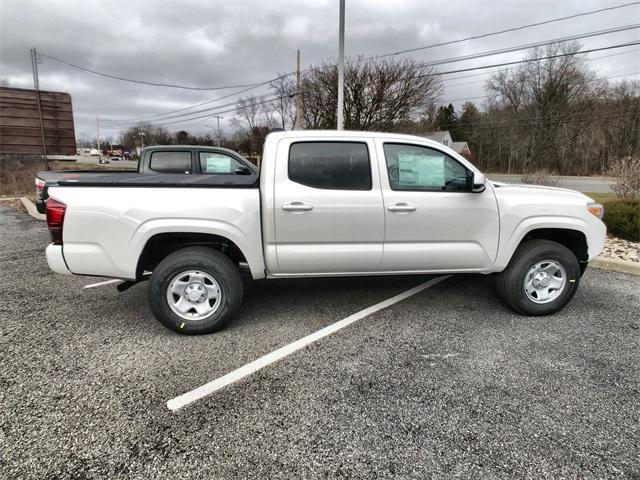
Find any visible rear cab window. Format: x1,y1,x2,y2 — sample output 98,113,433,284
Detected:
288,141,371,190
149,151,192,174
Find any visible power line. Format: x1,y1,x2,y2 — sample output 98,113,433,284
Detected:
104,87,279,126
477,111,640,130
608,71,640,79
46,4,639,110
101,83,273,124
444,47,640,88
439,71,640,105
80,10,639,125
136,92,308,128
105,42,640,131
107,35,640,128
371,2,640,60
424,41,640,78
414,24,639,71
37,51,293,91
451,108,639,128
96,23,639,128
104,86,297,128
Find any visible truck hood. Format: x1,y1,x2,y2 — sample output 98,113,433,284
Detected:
490,181,594,204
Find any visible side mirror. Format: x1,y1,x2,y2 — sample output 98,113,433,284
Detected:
234,166,252,175
472,172,486,193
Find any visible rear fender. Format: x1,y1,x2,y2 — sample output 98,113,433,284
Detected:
128,219,266,280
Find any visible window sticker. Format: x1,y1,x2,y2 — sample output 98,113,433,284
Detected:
397,153,445,187
205,154,231,173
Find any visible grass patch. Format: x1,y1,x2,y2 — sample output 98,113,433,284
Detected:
583,192,617,203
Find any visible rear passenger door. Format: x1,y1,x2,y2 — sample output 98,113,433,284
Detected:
272,138,384,274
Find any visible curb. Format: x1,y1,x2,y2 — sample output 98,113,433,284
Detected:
20,197,45,221
590,256,640,276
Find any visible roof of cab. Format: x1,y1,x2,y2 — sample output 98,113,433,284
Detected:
264,129,454,151
140,145,239,153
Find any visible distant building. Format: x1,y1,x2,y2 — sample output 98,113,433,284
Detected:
422,131,471,157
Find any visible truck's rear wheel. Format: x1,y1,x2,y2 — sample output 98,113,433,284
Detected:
496,239,580,316
148,247,243,334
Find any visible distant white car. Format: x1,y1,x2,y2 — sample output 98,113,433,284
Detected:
110,156,122,161
43,131,606,335
98,157,110,164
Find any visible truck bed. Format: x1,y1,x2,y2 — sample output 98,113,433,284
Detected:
36,170,259,212
53,172,259,188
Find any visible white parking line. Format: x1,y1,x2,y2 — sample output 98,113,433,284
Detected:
167,275,451,411
83,279,122,289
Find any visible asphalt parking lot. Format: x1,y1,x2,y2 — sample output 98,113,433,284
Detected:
1,205,639,479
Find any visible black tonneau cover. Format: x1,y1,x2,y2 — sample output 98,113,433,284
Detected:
55,172,259,188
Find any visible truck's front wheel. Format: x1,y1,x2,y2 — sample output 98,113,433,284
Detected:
148,247,243,334
496,239,581,316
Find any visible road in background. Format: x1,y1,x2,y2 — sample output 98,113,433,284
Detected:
489,174,613,192
1,205,638,479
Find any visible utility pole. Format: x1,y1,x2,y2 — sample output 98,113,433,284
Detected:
96,114,101,161
295,49,302,130
213,115,223,147
336,0,345,130
30,48,49,170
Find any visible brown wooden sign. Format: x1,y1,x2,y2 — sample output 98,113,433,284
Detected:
0,86,76,155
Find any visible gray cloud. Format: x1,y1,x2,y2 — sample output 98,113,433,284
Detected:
1,0,638,138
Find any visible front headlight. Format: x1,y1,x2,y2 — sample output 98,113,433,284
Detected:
587,202,604,220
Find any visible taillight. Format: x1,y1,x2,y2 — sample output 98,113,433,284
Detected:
46,199,66,245
35,177,45,192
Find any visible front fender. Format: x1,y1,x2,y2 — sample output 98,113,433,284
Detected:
492,215,600,272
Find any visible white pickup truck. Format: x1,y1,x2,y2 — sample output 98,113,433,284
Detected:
44,131,606,334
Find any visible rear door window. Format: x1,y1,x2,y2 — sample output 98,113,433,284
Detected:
149,151,192,173
288,142,371,190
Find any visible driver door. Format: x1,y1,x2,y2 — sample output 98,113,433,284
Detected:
376,140,499,271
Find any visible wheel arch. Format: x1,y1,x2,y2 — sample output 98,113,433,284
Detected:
494,217,591,272
136,232,240,277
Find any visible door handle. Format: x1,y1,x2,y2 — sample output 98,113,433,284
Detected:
387,203,416,212
282,202,313,212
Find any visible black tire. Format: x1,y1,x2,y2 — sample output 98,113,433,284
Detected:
148,247,243,335
496,239,581,316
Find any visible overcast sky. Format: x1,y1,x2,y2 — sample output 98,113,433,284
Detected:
1,0,638,139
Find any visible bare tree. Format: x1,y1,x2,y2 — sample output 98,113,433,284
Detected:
483,42,607,174
231,95,262,131
269,75,295,129
260,102,279,129
121,122,172,149
300,56,443,131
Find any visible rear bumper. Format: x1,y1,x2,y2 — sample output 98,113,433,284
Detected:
46,244,72,275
